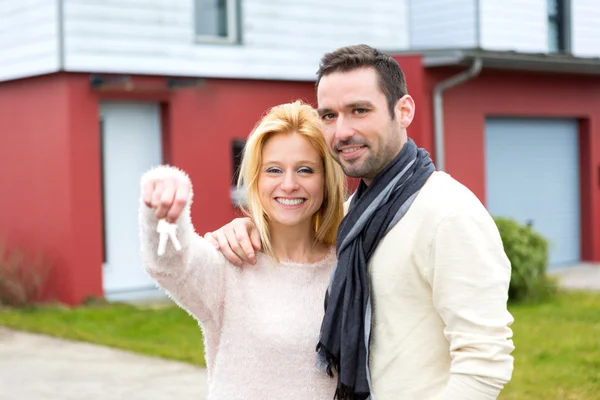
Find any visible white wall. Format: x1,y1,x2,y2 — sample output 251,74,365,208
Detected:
61,0,410,81
409,0,478,49
0,0,60,82
478,0,548,53
571,0,600,57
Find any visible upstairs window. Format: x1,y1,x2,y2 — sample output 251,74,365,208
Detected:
195,0,240,44
547,0,570,53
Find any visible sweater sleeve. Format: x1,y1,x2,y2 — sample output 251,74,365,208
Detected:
139,165,227,327
427,205,515,400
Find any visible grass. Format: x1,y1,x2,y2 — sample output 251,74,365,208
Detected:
1,291,599,399
0,299,206,367
499,290,600,399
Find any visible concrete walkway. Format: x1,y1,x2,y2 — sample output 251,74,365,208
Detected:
549,263,600,291
0,327,208,400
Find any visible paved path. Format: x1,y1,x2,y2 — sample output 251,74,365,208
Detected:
0,327,208,400
549,263,600,291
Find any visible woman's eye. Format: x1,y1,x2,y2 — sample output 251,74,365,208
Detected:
266,167,282,174
298,167,313,174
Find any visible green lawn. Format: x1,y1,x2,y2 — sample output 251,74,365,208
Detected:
0,300,206,367
1,291,599,399
499,291,600,400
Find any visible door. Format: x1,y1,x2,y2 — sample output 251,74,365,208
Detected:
100,101,163,300
485,117,581,268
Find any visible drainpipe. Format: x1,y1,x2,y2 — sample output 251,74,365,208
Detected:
432,57,483,171
57,0,65,70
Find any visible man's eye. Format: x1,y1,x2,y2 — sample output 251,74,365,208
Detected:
354,108,367,114
322,113,335,121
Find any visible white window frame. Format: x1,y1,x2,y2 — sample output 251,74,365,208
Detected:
194,0,240,44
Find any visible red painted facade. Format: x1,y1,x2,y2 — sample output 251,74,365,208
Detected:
0,55,598,304
0,73,318,304
423,67,600,261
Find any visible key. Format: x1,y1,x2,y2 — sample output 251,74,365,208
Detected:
157,219,182,256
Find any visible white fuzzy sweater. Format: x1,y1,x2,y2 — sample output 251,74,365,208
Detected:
138,166,338,400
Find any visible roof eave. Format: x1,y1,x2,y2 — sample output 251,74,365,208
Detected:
404,48,600,76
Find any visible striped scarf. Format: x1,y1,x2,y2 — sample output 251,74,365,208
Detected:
316,138,435,399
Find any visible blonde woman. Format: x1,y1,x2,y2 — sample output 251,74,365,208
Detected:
138,100,346,400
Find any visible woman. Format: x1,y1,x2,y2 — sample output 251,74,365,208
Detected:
139,100,346,399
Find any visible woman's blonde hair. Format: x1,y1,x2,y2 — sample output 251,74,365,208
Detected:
236,100,346,259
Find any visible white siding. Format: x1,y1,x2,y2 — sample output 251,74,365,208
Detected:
479,0,548,53
0,0,60,82
571,0,600,58
62,0,409,81
408,0,477,49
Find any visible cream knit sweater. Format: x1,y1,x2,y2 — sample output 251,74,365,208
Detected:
366,171,515,399
138,166,337,400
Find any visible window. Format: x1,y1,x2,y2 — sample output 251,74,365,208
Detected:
195,0,239,43
231,140,247,206
547,0,570,53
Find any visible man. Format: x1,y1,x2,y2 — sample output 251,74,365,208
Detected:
205,44,514,399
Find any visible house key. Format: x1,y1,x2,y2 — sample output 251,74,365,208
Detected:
157,219,182,256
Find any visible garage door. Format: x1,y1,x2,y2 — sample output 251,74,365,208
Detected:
485,118,580,268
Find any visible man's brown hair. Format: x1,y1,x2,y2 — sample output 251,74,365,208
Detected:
316,44,408,119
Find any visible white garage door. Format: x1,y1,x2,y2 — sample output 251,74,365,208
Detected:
485,118,581,268
100,101,164,301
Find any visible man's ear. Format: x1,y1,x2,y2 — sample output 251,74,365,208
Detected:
395,94,415,129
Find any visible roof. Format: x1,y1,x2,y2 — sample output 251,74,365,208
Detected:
393,48,600,76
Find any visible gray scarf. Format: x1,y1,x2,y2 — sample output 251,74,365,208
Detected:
316,139,435,399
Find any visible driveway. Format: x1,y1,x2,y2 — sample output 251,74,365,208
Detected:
0,327,208,400
550,263,600,291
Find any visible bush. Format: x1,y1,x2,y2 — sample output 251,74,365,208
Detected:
0,244,53,308
494,217,557,303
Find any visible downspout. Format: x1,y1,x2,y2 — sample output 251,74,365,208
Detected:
57,0,65,70
432,57,482,171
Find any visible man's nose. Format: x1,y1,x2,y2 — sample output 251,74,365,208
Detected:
335,116,355,142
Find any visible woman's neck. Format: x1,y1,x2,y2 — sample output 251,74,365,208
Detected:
269,222,329,264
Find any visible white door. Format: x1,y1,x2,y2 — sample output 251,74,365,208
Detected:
485,117,581,268
100,101,163,300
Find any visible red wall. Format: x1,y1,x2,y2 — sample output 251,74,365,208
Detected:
5,60,596,305
0,73,103,304
0,60,430,306
421,67,600,261
0,73,320,304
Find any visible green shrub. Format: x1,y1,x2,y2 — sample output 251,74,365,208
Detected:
494,217,557,303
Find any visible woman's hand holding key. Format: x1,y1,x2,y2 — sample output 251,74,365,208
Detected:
142,173,190,255
142,174,190,223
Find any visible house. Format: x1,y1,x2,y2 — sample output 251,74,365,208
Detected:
1,0,599,305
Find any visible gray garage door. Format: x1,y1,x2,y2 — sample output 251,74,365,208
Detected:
485,118,581,268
